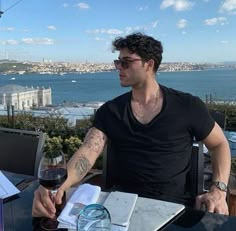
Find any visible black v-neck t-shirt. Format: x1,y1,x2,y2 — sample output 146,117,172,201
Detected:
93,85,214,205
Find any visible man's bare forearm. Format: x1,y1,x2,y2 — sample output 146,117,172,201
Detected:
211,141,231,184
63,127,107,189
203,123,231,196
74,153,92,178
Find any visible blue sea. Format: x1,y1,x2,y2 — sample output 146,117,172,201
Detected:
0,69,236,104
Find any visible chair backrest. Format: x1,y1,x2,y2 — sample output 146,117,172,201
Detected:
186,142,205,196
102,140,205,196
102,140,116,190
0,127,46,177
210,110,226,130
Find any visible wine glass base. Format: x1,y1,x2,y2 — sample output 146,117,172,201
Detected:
40,217,59,231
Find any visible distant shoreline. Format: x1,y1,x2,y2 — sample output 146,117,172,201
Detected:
1,67,235,76
1,60,235,75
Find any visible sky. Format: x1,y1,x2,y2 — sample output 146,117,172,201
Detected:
0,0,236,63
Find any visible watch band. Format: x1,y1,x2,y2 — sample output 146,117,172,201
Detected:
212,181,228,192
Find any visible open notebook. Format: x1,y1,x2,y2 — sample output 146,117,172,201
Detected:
0,171,20,200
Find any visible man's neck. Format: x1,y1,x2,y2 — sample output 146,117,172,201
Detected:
131,82,160,105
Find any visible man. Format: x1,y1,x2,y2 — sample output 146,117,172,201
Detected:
32,32,231,218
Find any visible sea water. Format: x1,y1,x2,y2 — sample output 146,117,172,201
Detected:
0,69,236,104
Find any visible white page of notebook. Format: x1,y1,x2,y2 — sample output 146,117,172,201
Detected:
0,171,20,199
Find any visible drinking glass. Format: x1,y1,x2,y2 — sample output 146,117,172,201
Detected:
38,151,68,230
76,204,111,231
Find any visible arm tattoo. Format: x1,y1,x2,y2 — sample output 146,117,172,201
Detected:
74,154,92,177
82,128,106,153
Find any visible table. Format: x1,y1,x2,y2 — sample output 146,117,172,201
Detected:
66,191,185,231
164,208,236,231
2,173,236,231
2,172,38,230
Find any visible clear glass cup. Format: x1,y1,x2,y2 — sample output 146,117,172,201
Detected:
76,204,111,231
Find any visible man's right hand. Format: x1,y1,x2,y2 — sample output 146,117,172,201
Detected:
32,186,65,218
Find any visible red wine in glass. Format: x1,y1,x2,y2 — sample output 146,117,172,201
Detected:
38,152,67,230
39,168,67,190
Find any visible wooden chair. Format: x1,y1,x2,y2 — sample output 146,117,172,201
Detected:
0,127,46,177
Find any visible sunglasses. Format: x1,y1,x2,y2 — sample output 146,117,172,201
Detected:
113,58,144,69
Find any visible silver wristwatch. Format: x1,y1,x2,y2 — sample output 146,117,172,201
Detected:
212,181,228,192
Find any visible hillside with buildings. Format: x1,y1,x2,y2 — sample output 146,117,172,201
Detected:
0,60,235,75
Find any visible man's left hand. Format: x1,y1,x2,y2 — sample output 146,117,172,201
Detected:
195,186,229,215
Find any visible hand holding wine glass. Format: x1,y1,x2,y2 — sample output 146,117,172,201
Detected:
38,137,67,230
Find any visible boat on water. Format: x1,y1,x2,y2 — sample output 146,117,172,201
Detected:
59,72,66,76
10,77,16,80
71,80,77,83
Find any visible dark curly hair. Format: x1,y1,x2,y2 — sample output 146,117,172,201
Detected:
112,32,163,72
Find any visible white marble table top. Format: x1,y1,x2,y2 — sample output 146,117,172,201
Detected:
128,196,184,231
67,189,185,231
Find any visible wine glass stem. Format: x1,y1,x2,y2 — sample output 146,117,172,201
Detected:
50,190,57,219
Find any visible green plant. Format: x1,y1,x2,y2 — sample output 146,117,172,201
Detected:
64,136,82,159
231,158,236,175
44,136,63,158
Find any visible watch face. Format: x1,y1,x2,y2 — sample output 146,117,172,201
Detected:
216,181,227,191
219,182,227,190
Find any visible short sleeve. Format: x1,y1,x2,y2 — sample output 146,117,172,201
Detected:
92,103,108,135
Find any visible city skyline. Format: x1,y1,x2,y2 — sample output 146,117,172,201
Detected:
0,0,236,63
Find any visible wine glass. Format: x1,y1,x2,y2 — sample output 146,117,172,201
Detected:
38,151,68,230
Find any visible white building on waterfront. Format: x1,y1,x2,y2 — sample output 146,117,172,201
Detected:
0,84,52,110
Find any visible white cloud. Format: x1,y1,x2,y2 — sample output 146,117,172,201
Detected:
182,31,187,34
220,40,229,44
106,29,123,35
138,5,149,11
204,17,227,25
125,27,133,34
74,3,90,9
177,19,187,28
94,37,106,41
21,29,30,32
62,3,69,8
0,27,15,32
86,29,99,34
134,25,147,31
1,39,18,45
219,0,236,13
151,20,158,28
160,0,194,11
47,25,57,31
22,38,55,45
86,29,123,35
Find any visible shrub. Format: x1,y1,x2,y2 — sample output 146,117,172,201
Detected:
44,136,63,158
64,136,82,160
231,158,236,175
